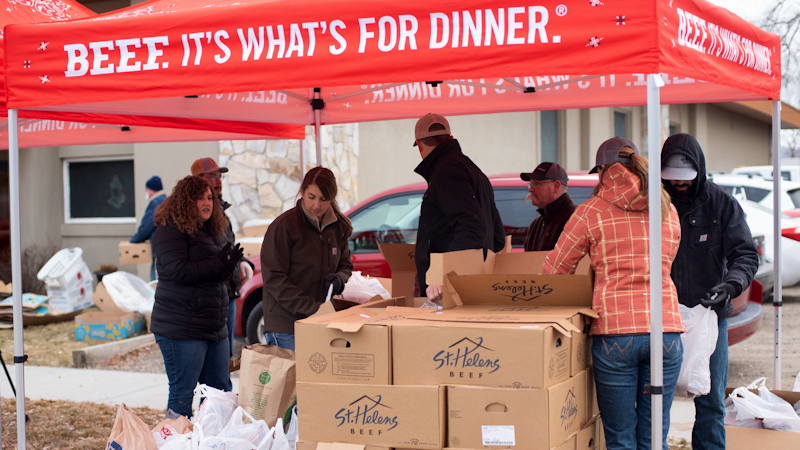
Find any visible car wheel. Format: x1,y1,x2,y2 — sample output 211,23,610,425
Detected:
246,303,267,345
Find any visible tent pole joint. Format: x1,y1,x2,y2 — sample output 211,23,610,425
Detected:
643,384,663,395
524,86,536,93
425,80,443,87
13,355,27,364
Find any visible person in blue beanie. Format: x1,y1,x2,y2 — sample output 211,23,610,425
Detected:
131,175,167,280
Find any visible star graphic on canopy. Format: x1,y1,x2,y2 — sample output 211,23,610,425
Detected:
344,102,352,109
586,36,604,48
23,60,31,69
39,75,50,84
38,41,49,51
589,0,604,6
616,16,627,26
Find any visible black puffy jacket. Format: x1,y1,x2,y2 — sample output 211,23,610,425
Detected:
151,221,232,340
661,134,759,316
414,139,505,291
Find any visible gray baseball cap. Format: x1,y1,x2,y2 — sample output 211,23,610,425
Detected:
661,154,698,180
589,137,639,173
521,162,568,185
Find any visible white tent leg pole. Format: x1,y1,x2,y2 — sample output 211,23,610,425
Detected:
313,88,323,166
8,109,27,448
646,74,664,450
771,100,782,389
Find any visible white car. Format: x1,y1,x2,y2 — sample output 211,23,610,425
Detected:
731,165,800,183
709,174,800,215
738,199,800,287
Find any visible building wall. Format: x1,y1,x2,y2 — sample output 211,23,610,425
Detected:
702,104,771,171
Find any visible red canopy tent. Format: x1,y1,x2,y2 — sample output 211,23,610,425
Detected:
1,0,783,447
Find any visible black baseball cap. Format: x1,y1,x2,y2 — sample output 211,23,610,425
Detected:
520,162,568,186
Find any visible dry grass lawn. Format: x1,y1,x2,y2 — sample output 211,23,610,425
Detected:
1,399,162,449
0,312,105,368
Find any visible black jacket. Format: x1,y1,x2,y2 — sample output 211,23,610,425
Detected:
414,139,505,291
221,198,250,300
661,134,759,316
524,192,576,252
261,202,353,334
151,221,232,340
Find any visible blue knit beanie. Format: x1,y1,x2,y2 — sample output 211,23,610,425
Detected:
145,176,163,191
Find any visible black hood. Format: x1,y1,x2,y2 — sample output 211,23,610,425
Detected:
661,133,707,202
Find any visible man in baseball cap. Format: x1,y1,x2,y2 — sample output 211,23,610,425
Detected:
191,157,228,197
520,162,575,251
411,113,505,303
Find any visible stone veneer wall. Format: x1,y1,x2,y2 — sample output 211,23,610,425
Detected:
219,124,359,233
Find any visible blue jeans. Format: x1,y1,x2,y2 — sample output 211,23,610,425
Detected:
692,314,727,450
228,300,236,357
155,334,231,418
265,332,295,351
593,333,683,450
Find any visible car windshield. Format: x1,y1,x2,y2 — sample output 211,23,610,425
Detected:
348,184,596,253
789,188,800,208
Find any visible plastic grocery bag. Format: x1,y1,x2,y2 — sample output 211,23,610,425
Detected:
270,418,292,450
193,384,239,437
729,385,800,431
676,304,718,397
107,405,159,450
152,416,193,448
102,270,155,313
159,434,195,450
218,407,271,446
340,271,390,303
284,406,298,448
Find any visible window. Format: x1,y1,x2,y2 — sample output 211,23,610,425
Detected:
349,192,423,253
743,187,769,203
614,111,630,138
788,189,800,208
669,123,680,136
540,110,560,163
63,158,135,224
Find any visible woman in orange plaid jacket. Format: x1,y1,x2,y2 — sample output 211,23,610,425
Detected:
544,137,685,450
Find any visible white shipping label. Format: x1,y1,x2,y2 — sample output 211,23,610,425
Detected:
481,425,516,446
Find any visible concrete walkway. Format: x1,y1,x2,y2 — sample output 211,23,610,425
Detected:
0,365,240,409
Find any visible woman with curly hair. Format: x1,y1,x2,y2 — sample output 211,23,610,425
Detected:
152,175,243,418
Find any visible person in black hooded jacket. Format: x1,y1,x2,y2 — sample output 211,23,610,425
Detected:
411,113,505,300
152,175,243,419
661,133,758,450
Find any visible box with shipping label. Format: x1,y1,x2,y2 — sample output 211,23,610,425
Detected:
392,318,573,388
296,309,394,384
297,382,445,449
378,243,418,297
296,442,392,450
446,371,588,449
724,389,800,450
74,311,146,341
118,241,152,265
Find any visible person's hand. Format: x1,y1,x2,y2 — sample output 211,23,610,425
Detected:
240,261,253,282
219,243,244,271
700,282,736,310
324,273,345,296
426,284,444,302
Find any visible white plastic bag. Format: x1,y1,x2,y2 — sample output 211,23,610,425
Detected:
102,270,156,313
159,434,195,450
270,418,291,450
218,407,271,446
285,406,298,448
192,384,239,438
676,304,718,397
730,386,800,431
340,271,390,303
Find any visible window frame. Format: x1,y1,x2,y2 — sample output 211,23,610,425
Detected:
63,156,137,225
613,109,631,139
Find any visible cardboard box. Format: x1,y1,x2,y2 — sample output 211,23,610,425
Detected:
296,442,391,450
552,435,577,450
296,309,393,384
238,238,262,261
724,389,800,450
392,318,573,388
297,382,445,449
118,241,152,265
570,314,591,376
446,371,588,449
584,368,599,427
378,243,417,297
74,311,146,341
576,421,597,450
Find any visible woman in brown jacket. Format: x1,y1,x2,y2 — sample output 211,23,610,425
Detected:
260,167,353,350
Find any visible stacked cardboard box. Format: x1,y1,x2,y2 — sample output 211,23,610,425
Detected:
296,246,603,450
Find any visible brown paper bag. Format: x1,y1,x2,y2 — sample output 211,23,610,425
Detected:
239,344,296,427
106,405,158,450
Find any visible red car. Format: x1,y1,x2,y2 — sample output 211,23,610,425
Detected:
235,173,764,344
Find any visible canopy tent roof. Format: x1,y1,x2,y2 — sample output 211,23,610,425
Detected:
2,0,781,126
0,0,304,141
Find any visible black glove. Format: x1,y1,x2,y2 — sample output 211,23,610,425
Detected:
700,282,736,310
324,273,345,296
219,242,244,272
